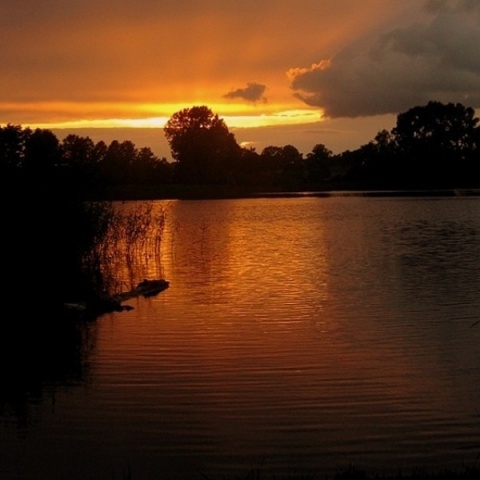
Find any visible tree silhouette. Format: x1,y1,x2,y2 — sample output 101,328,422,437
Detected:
23,128,61,173
304,143,333,184
393,101,478,154
343,101,480,188
61,134,96,169
2,100,479,197
0,124,29,171
259,145,304,189
392,101,479,185
164,106,241,184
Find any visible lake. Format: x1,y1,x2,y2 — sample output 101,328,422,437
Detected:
1,194,480,480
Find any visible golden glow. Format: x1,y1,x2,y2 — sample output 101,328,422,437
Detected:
2,0,425,158
3,99,323,131
225,110,323,128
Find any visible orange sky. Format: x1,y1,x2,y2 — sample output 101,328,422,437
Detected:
1,0,479,159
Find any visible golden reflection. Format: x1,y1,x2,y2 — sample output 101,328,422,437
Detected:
155,197,478,420
88,197,480,479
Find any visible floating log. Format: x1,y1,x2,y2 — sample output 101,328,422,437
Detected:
63,278,170,320
114,278,170,302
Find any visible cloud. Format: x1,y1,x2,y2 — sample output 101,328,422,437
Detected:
1,1,414,108
224,83,267,103
289,0,480,118
425,0,480,14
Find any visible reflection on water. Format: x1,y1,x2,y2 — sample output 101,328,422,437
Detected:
0,318,97,431
1,196,480,480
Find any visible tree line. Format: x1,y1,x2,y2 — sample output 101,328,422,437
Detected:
0,126,172,198
1,100,479,199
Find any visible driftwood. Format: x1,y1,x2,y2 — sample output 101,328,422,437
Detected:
64,278,170,320
114,279,170,302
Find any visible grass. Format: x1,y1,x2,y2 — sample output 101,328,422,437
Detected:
81,200,168,299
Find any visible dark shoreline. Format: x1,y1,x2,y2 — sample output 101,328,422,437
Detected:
119,465,480,480
94,184,480,201
249,188,480,199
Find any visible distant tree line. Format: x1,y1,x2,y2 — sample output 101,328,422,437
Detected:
1,101,479,199
0,126,172,199
163,102,480,192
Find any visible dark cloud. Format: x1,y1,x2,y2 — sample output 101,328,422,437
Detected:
425,0,480,14
224,83,267,103
290,0,480,118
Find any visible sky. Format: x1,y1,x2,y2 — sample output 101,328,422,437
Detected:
2,0,480,159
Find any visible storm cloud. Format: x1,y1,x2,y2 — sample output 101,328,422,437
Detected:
289,0,480,118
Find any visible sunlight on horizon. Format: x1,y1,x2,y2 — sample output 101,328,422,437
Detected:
21,108,323,131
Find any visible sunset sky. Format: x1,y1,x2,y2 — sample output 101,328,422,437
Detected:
2,0,480,159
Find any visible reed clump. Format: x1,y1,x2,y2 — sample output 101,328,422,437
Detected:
81,201,167,298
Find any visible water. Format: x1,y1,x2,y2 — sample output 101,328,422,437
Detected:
1,195,480,480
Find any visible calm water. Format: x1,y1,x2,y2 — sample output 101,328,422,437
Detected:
1,195,480,480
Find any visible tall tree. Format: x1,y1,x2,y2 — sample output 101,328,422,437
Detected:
392,101,480,185
0,124,30,171
23,128,61,173
61,134,96,169
164,106,241,184
393,101,479,154
305,143,333,184
100,140,138,185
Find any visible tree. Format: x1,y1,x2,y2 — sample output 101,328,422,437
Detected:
164,106,241,184
61,134,96,169
0,124,30,171
348,130,403,187
232,146,264,187
305,143,333,184
392,101,480,185
342,101,480,188
100,140,138,185
133,147,173,185
393,101,478,154
59,134,105,195
23,128,61,173
92,140,108,164
257,145,304,189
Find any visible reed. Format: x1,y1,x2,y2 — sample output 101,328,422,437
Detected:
81,201,167,298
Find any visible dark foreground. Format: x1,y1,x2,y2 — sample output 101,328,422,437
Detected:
322,466,479,480
118,466,480,480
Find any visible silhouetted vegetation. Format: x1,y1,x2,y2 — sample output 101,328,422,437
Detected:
1,101,479,200
0,124,173,200
344,102,480,189
164,105,242,185
0,123,171,307
161,101,478,194
1,191,166,423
